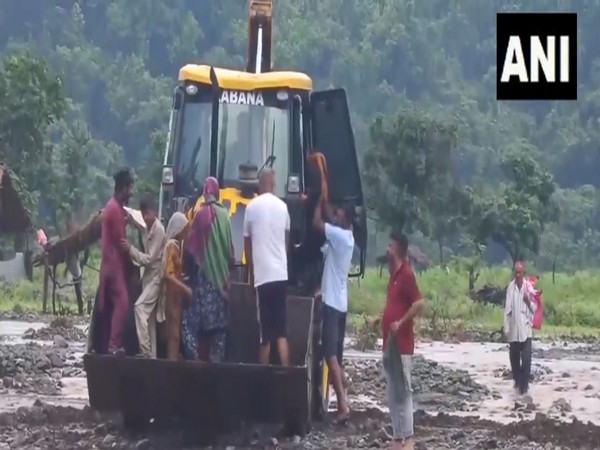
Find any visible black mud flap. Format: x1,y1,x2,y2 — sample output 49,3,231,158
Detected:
310,88,367,275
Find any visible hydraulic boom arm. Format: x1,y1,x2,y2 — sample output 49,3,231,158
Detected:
246,0,273,74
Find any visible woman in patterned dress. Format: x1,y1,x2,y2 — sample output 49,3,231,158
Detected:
182,176,234,362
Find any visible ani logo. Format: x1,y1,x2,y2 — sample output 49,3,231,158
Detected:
496,12,577,100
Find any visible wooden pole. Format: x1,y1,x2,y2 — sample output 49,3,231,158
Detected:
42,259,49,313
51,264,57,315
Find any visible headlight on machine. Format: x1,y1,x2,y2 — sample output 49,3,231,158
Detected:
162,166,174,185
185,84,198,95
287,174,300,193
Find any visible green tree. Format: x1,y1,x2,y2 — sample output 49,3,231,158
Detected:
363,107,457,237
473,150,558,264
0,52,67,216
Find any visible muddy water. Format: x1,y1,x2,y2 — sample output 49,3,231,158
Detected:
2,320,600,428
0,320,88,412
419,341,600,425
336,340,600,426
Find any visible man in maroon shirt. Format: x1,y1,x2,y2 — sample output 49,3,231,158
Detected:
99,168,134,355
382,232,425,450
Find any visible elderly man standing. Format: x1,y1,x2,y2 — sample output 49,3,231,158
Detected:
243,169,291,366
121,193,166,358
504,261,536,396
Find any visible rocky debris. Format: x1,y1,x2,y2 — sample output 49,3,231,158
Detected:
1,402,599,449
0,311,89,325
551,398,573,415
345,355,491,412
494,363,553,382
22,326,87,343
0,343,83,394
533,343,600,360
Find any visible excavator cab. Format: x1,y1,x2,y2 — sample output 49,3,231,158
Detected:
159,71,366,282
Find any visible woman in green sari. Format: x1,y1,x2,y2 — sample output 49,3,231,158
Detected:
182,176,234,362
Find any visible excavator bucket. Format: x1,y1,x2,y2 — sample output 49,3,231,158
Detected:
84,283,316,437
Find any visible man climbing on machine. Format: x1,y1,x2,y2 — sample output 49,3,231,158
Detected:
312,194,355,423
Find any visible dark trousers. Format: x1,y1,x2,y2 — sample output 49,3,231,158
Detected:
509,338,532,394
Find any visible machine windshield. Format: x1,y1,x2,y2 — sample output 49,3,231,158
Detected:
173,95,290,198
173,101,212,197
217,102,289,197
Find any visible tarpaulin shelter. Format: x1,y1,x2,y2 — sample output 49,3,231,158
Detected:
0,162,31,234
0,163,33,282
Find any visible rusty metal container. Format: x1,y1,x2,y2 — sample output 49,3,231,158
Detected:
84,283,315,436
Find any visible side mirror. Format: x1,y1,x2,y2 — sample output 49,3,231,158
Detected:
162,165,174,185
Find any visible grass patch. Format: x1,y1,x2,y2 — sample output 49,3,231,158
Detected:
0,259,99,315
3,260,600,340
349,266,600,339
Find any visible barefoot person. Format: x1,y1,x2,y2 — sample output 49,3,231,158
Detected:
243,169,291,366
504,260,536,395
312,196,354,422
383,232,425,450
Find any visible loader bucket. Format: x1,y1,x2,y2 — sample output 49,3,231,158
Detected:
84,282,315,438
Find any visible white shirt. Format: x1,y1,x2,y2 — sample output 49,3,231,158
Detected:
321,223,355,313
243,192,290,287
504,279,537,343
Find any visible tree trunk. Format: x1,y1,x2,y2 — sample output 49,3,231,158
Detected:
437,239,444,265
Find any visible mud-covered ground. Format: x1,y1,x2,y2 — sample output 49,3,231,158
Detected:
1,314,600,449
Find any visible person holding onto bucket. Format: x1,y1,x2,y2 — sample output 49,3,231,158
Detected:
96,168,135,356
312,195,354,423
243,169,291,366
162,212,192,361
120,193,166,358
382,232,425,450
504,260,537,396
182,176,234,362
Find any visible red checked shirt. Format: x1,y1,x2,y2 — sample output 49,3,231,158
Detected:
382,260,422,355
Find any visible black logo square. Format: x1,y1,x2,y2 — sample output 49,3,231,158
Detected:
497,13,577,101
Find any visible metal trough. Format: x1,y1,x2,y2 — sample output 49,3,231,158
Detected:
84,282,316,437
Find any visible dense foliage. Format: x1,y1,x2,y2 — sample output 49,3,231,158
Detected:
0,0,599,271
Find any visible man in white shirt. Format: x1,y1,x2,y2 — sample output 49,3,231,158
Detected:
313,195,355,422
243,169,291,366
504,261,536,395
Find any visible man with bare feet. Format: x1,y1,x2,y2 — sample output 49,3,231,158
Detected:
312,195,354,423
383,232,425,450
243,169,291,366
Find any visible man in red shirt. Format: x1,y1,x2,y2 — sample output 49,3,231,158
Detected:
98,168,134,355
382,232,425,450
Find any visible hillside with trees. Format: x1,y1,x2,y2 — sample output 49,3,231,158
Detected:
0,0,599,271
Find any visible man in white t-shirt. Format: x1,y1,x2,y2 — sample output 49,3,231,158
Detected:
243,169,291,366
313,195,355,422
